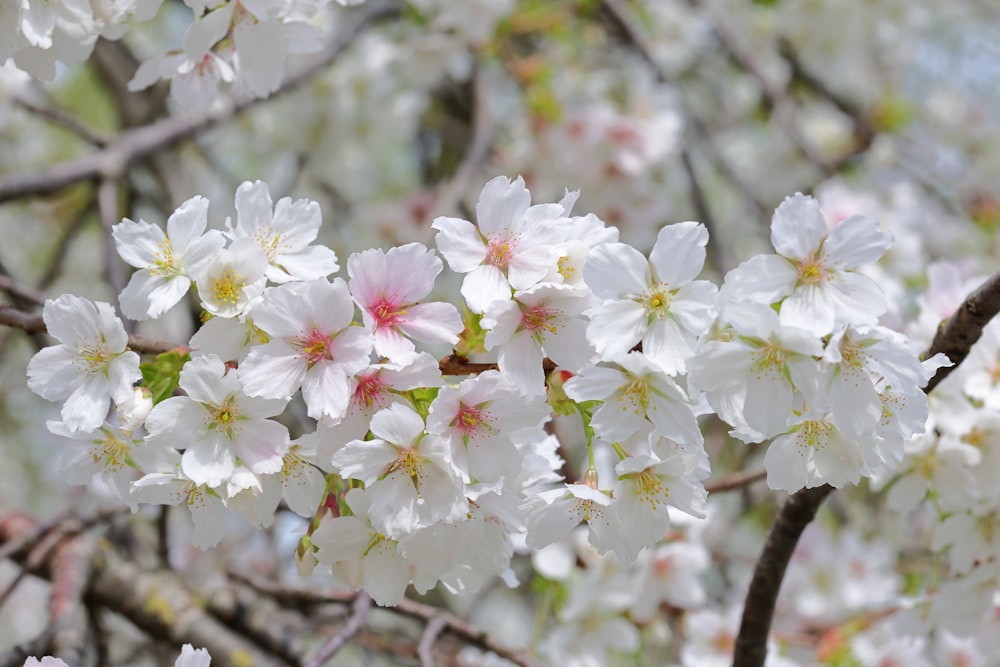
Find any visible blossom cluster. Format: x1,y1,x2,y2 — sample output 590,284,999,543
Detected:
24,644,209,667
26,176,940,631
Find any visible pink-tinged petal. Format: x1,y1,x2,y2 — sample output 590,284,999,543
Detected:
462,264,511,313
563,366,625,402
330,327,374,374
164,196,209,251
112,218,166,268
62,375,112,432
396,302,462,345
182,435,237,487
369,403,425,446
649,221,708,284
770,193,828,259
233,181,274,235
385,243,440,303
643,318,692,375
584,243,648,298
475,175,531,235
347,248,388,307
432,216,486,273
27,345,84,400
301,364,350,421
498,331,545,396
373,327,416,364
587,299,647,361
310,279,357,335
823,215,893,269
763,433,809,492
824,272,886,326
271,244,339,283
780,283,835,336
251,285,313,339
233,420,288,475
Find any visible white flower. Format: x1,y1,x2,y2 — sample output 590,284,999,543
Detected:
227,180,339,283
687,302,823,442
331,403,467,538
762,410,871,492
27,295,141,433
237,279,373,421
563,353,702,447
432,175,562,313
195,240,269,318
347,243,462,363
144,355,289,488
609,454,708,562
312,487,436,606
130,461,230,549
584,221,717,374
426,370,549,483
482,283,593,395
47,420,142,501
113,195,226,319
524,483,617,554
722,193,893,336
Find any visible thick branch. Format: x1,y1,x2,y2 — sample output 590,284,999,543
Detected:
0,513,288,667
924,270,1000,393
733,268,1000,667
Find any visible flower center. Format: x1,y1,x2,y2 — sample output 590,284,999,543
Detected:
796,255,830,286
210,268,246,308
629,468,668,511
206,396,241,439
253,227,283,261
149,240,178,277
353,372,386,409
750,342,788,379
642,286,673,320
618,377,650,414
76,339,113,374
521,303,558,335
370,297,405,329
453,402,493,442
298,328,333,366
95,430,130,471
485,234,518,269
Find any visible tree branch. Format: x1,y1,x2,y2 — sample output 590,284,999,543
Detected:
733,268,1000,667
0,0,401,203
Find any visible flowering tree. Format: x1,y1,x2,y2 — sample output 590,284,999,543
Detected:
1,1,1000,666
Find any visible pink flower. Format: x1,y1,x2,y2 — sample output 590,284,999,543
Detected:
347,243,462,363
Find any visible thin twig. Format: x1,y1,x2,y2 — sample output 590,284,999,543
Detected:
14,97,110,146
0,0,401,203
304,592,370,667
705,468,766,495
417,615,448,667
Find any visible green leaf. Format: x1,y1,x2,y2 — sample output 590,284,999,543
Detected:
455,309,488,357
140,350,190,405
408,386,440,420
